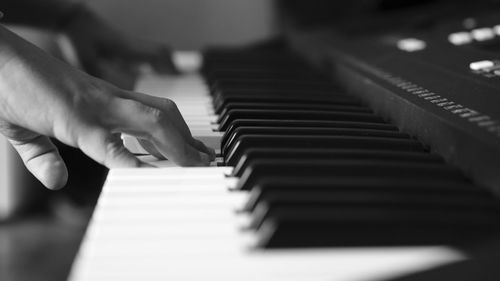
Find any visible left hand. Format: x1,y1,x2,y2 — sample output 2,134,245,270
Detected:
63,6,178,87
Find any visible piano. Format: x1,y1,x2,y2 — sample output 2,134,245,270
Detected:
69,2,500,280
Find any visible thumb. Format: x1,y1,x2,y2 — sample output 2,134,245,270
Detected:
9,135,68,190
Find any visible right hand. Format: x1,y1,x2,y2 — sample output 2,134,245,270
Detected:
0,25,214,190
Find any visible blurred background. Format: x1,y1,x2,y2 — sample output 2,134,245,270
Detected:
11,0,278,51
86,0,278,49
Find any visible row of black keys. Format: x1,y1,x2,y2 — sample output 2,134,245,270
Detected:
202,51,500,248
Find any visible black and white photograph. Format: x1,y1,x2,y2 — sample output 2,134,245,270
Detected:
1,0,500,280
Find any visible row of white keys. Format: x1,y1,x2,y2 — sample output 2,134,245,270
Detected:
70,164,464,281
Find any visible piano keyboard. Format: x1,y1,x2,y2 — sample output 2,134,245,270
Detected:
69,51,500,280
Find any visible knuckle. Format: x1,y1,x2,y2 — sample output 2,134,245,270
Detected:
74,79,113,108
93,96,121,128
128,101,163,124
72,81,116,125
159,98,178,111
149,107,166,124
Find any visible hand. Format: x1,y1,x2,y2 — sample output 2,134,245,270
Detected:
0,26,214,190
63,5,178,85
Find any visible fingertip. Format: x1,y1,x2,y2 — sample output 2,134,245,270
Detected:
208,148,216,161
174,143,211,167
199,152,211,166
34,157,69,190
192,139,216,161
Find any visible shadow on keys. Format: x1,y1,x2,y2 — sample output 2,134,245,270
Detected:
384,247,500,281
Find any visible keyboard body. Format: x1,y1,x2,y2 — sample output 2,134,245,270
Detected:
70,7,500,279
70,71,468,281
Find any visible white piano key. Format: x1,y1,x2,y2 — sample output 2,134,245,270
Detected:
97,194,247,209
72,245,462,281
107,167,232,177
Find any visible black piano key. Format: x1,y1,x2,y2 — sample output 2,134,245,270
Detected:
213,95,359,113
221,127,410,154
212,89,350,107
224,135,425,167
212,87,345,99
203,49,500,250
236,159,464,191
254,207,500,247
222,119,399,134
218,110,385,131
212,86,350,100
247,190,500,231
243,177,485,212
217,102,371,120
211,80,338,96
231,148,442,177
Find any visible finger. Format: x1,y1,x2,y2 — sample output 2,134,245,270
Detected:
137,138,215,162
147,124,210,166
120,92,215,158
118,92,192,137
77,129,143,168
151,138,210,166
138,138,163,159
111,99,210,166
137,135,209,165
9,135,68,190
192,139,216,161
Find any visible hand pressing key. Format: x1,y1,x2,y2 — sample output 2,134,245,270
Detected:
0,25,215,190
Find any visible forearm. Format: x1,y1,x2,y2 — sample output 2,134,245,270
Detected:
0,24,64,130
0,0,83,31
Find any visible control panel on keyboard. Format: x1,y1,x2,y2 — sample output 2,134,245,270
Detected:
289,12,500,196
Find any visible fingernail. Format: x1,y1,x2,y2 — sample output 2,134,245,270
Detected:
208,148,216,161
